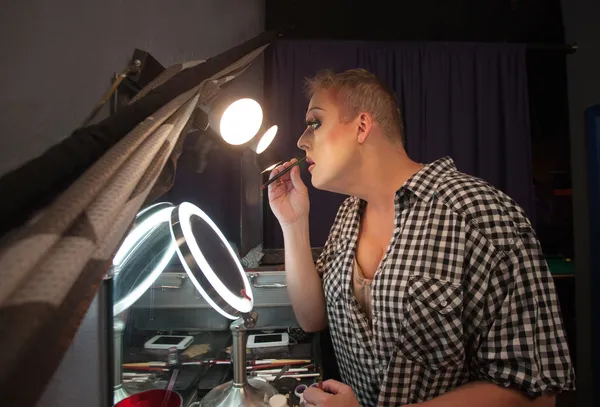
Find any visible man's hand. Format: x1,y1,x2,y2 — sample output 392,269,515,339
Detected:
303,380,361,407
268,159,310,227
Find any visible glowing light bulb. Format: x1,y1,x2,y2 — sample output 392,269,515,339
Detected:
219,98,263,145
256,125,278,154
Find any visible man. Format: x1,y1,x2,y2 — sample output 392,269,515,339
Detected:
267,68,575,406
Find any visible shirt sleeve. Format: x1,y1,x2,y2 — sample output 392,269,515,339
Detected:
473,230,575,396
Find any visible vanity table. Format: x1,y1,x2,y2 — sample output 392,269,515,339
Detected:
119,329,320,407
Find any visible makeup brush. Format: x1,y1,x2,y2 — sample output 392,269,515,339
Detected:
260,157,306,190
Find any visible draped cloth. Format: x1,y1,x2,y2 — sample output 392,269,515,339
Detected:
0,35,270,407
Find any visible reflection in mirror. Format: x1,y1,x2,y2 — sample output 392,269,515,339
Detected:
110,202,176,404
112,203,176,316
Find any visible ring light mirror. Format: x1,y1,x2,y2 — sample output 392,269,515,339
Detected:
112,202,177,316
169,202,278,406
169,202,253,320
134,202,172,228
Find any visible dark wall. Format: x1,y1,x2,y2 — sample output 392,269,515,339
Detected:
561,0,600,403
0,0,265,178
267,0,564,42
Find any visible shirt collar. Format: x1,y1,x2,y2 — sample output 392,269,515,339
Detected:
401,156,457,202
340,157,457,242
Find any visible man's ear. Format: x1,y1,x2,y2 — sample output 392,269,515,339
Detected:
356,112,373,144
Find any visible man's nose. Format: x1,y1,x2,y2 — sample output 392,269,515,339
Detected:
297,129,310,151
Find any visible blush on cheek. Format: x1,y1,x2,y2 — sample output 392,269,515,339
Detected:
324,122,356,152
326,127,344,142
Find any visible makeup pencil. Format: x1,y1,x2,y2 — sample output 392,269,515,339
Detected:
260,157,306,190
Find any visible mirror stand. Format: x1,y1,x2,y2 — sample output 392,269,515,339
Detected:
113,317,130,404
200,311,278,406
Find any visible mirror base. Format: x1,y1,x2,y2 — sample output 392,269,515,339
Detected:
113,384,130,405
199,378,278,407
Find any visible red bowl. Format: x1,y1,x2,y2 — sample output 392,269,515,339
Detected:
115,389,182,407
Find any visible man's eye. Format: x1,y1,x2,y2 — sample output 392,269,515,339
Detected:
307,119,321,130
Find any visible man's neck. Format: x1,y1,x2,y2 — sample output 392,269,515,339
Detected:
350,147,423,211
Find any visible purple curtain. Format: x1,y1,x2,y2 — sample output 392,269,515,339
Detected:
264,39,534,249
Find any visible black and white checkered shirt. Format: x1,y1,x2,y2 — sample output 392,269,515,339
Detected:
317,157,575,406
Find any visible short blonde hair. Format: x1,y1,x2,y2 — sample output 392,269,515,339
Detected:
305,68,404,144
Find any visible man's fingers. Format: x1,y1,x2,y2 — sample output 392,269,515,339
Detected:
321,379,350,394
289,165,307,193
303,387,331,405
269,159,295,180
268,163,283,180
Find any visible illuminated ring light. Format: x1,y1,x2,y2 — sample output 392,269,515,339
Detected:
112,205,176,315
134,202,173,226
169,202,253,319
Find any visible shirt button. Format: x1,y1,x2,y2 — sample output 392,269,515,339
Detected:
440,300,447,307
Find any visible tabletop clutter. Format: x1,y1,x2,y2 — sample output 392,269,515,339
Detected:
121,328,321,407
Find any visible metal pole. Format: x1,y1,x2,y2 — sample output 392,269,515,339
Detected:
230,318,248,388
100,276,115,406
113,318,130,404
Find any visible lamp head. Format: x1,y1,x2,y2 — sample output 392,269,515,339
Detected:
206,97,263,146
198,93,281,172
255,124,278,154
246,119,281,172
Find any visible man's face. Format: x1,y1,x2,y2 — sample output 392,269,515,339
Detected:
297,90,359,193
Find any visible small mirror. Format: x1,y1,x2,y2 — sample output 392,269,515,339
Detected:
169,201,253,319
112,202,176,315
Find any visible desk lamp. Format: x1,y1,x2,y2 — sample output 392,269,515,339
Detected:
170,202,278,406
251,122,282,173
204,96,283,173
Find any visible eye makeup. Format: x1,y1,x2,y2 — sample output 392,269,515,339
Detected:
306,118,321,131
